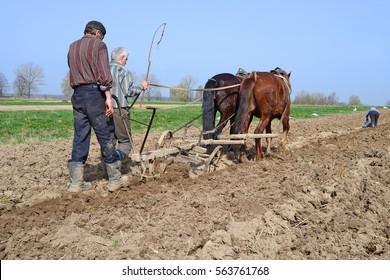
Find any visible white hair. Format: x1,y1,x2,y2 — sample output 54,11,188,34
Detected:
111,47,128,62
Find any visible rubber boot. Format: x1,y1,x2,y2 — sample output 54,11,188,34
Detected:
106,161,129,192
116,149,126,161
67,162,92,192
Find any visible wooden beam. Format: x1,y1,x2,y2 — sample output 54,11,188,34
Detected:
218,133,279,139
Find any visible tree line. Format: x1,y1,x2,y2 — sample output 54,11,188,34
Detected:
1,64,389,106
0,63,44,98
0,63,202,102
293,90,364,106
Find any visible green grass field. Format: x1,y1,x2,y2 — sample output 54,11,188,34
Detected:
0,99,373,144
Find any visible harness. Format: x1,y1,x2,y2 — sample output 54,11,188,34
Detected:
274,74,291,95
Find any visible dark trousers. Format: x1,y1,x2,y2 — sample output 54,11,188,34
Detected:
113,108,132,156
69,87,118,164
369,111,380,127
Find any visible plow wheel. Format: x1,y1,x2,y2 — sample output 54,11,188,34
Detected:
157,130,173,149
205,145,223,172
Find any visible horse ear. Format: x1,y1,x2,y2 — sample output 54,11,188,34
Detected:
288,71,291,78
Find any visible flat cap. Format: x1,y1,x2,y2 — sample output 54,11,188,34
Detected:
84,20,106,35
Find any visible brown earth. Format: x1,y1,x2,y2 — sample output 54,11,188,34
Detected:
0,109,389,260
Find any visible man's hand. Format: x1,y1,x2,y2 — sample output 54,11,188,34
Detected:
105,91,113,117
141,80,148,91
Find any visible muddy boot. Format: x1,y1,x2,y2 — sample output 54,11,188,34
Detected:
106,161,129,192
67,162,92,192
116,149,126,161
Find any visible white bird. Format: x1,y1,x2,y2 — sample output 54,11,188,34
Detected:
312,113,318,117
353,108,357,111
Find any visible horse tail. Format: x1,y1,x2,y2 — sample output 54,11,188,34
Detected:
232,75,256,134
202,78,217,140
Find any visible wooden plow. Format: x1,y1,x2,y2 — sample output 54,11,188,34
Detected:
128,110,279,178
113,93,279,179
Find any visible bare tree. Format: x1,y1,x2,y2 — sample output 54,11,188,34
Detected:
293,90,309,104
180,75,198,102
170,84,189,102
61,71,73,99
0,72,9,96
153,90,163,101
327,92,339,105
13,63,45,98
142,73,162,101
348,95,361,106
194,85,203,101
13,75,29,97
294,90,340,105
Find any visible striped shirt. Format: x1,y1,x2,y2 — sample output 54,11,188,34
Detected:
68,35,113,89
110,62,142,108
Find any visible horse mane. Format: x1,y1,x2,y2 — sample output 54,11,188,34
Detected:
202,78,218,139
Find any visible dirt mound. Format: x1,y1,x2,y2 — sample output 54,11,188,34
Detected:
0,110,389,259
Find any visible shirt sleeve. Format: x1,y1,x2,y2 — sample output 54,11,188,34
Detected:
127,85,143,97
97,42,113,88
123,72,143,97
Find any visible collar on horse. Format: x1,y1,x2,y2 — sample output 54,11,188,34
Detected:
235,67,249,78
274,73,291,94
270,67,291,94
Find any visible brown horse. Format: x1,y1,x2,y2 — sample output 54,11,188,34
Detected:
202,70,247,153
232,67,291,161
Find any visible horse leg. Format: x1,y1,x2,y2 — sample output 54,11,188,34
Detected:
281,115,290,144
254,117,270,160
265,122,272,154
215,111,230,138
215,111,232,152
205,105,218,154
234,114,252,163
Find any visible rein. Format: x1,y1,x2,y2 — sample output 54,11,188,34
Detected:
274,74,291,134
149,83,241,92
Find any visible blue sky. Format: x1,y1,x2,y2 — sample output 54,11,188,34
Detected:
1,0,389,105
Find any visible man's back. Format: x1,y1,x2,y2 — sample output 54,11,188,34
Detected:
68,36,112,88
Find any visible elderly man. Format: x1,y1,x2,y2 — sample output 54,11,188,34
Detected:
109,47,148,160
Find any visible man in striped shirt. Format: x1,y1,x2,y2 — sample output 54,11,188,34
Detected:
109,47,148,160
67,20,129,193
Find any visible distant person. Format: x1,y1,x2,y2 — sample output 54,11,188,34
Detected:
67,20,129,193
109,47,148,160
363,107,380,128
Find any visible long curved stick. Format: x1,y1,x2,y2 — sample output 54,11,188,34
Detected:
139,22,166,108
